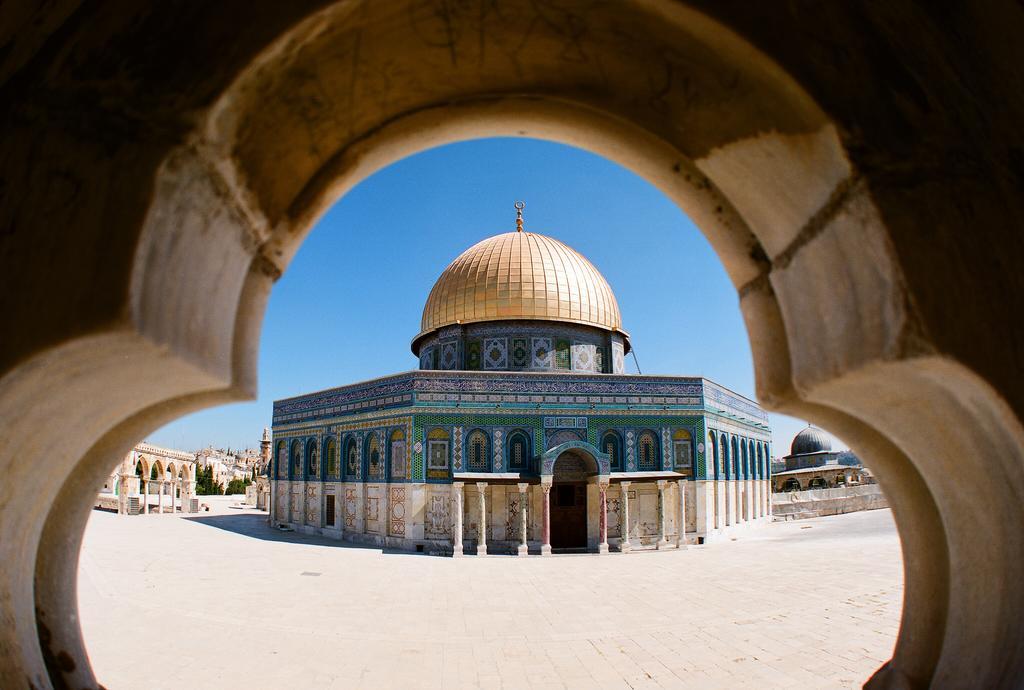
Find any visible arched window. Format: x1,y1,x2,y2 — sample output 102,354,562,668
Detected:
467,430,489,471
345,437,359,479
783,478,801,492
276,441,287,479
748,440,756,478
150,462,160,480
390,429,407,480
637,430,659,471
325,437,338,478
427,428,450,479
720,433,730,479
672,429,693,477
730,436,740,478
740,439,748,479
809,476,827,490
602,431,623,471
507,430,530,471
291,440,302,478
366,433,381,480
756,442,764,480
709,433,719,479
307,439,319,478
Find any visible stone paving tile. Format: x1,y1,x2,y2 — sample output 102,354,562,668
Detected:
79,504,902,689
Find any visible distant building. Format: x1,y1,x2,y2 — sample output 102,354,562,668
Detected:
771,426,872,492
95,442,197,514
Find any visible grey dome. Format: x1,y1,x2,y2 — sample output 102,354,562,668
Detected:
791,425,832,455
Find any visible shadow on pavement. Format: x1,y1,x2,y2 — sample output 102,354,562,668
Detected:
182,512,424,555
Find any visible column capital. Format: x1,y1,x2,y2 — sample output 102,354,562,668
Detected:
619,480,631,488
452,481,464,490
540,483,551,495
475,481,488,489
517,482,529,493
657,479,668,489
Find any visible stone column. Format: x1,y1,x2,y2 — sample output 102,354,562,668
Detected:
160,481,167,514
598,481,609,554
677,480,688,549
142,480,149,514
171,480,177,513
541,482,552,556
517,482,529,557
728,479,737,526
714,479,724,530
451,482,464,558
476,482,488,555
620,481,632,553
749,475,757,524
656,480,670,549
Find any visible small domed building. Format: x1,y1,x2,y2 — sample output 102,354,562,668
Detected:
269,205,772,554
772,425,868,492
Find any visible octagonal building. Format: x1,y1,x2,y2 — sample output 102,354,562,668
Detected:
269,206,772,554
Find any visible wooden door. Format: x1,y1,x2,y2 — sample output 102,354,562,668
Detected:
551,483,587,550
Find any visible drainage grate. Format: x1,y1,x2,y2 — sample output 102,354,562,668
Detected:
300,571,322,577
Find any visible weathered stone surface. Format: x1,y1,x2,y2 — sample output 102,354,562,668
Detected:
1,2,1023,689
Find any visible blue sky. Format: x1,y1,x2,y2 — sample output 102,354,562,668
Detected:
149,138,844,456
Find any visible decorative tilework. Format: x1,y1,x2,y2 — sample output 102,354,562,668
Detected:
466,340,481,370
612,341,625,374
389,486,406,536
662,427,673,470
531,338,552,368
626,430,636,470
453,426,463,470
483,338,507,370
426,494,450,538
440,341,458,370
344,487,356,528
511,338,529,368
571,342,595,372
419,347,435,370
493,428,503,471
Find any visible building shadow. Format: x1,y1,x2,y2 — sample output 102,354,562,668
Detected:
181,512,424,556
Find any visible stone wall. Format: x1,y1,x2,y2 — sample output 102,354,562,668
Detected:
772,484,888,520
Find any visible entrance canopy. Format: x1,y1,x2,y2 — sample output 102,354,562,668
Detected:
541,441,611,480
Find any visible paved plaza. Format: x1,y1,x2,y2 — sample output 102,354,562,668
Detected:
79,503,902,689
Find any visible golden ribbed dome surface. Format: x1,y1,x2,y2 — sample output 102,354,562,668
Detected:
418,231,624,339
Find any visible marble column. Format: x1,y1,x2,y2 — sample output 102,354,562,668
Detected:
476,482,488,555
728,479,737,526
171,480,177,513
714,480,724,531
620,481,632,553
541,483,552,556
142,480,149,514
157,481,164,513
517,482,529,557
656,480,670,549
598,481,609,554
451,482,464,558
677,480,688,549
746,477,754,524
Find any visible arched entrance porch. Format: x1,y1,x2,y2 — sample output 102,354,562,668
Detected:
540,442,610,555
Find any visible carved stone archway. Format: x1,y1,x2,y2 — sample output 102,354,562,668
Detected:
2,3,1024,689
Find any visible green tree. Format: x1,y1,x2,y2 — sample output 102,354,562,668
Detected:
225,478,247,495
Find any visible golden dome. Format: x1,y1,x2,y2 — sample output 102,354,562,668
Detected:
414,228,628,350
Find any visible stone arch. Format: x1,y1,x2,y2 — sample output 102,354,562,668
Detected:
506,430,531,472
344,436,359,480
3,4,1021,689
324,437,339,479
289,440,302,480
306,438,319,479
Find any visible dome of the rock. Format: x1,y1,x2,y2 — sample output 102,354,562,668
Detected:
413,229,628,352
